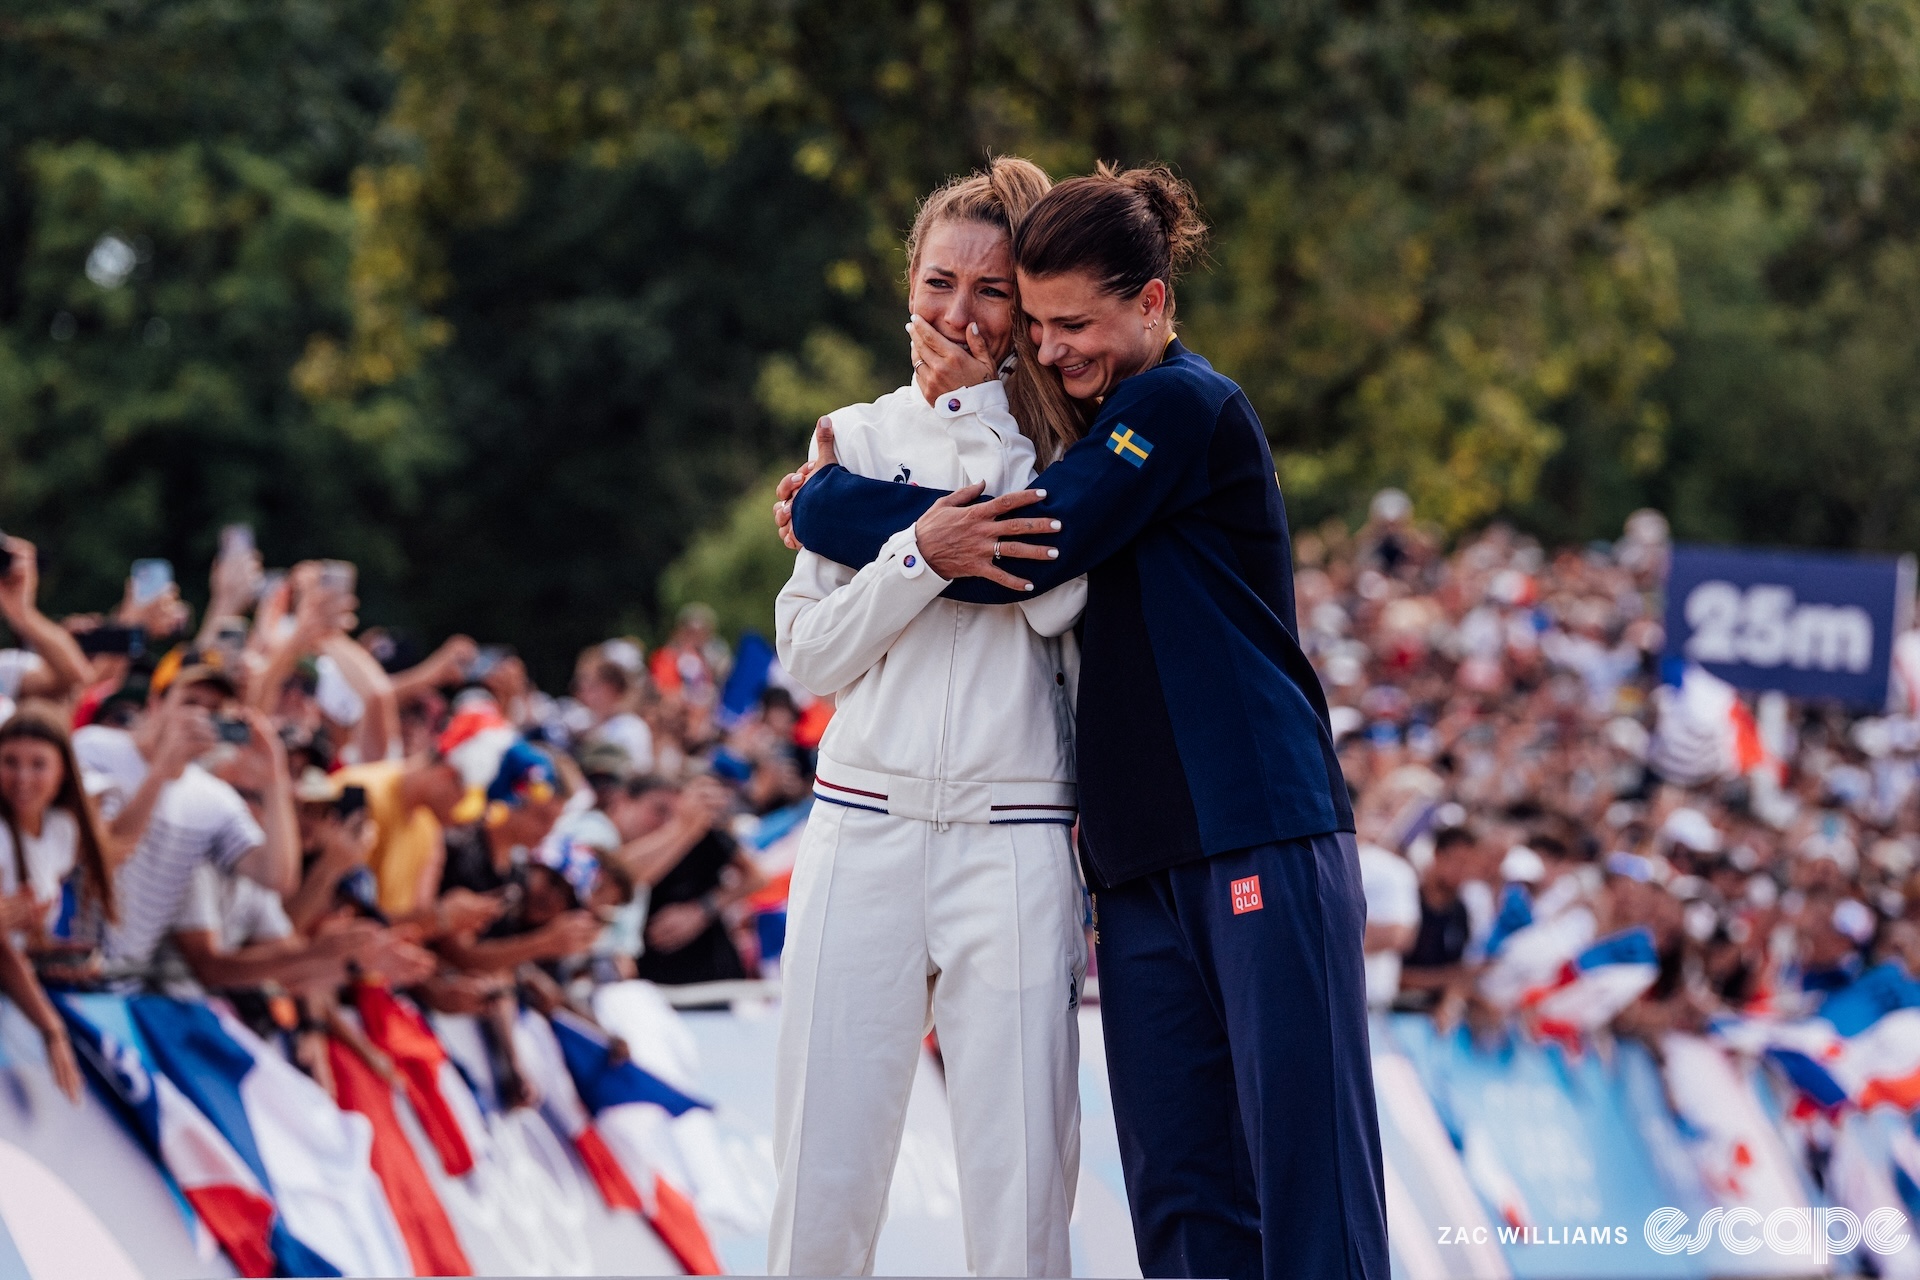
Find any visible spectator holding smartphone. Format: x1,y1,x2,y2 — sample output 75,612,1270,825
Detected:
74,662,298,970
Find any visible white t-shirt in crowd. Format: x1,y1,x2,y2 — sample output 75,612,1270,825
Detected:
74,726,266,967
590,713,654,775
0,649,45,699
0,808,79,937
1358,842,1420,1009
174,861,293,951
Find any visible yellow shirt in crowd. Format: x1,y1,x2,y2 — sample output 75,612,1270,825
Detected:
336,760,442,917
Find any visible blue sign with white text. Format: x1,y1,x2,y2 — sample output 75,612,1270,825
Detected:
1663,545,1914,708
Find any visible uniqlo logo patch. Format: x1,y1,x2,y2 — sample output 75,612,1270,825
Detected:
1231,875,1263,914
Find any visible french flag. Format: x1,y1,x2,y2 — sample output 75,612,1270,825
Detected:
1735,1015,1920,1113
353,984,478,1177
1719,963,1920,1111
1521,927,1661,1041
128,996,412,1278
509,1011,646,1212
522,1011,723,1274
57,993,318,1279
328,1035,473,1277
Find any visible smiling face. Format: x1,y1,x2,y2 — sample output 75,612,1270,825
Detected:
907,220,1018,367
1018,269,1168,401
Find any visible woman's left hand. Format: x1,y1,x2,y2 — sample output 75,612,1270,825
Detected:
909,315,995,403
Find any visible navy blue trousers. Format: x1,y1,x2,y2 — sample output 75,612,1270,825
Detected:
1094,832,1388,1280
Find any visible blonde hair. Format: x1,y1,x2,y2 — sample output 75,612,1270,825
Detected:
906,157,1089,467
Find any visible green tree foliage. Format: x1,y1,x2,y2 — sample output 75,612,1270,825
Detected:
6,0,1920,669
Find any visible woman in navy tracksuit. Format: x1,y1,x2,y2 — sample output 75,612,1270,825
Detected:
787,164,1389,1280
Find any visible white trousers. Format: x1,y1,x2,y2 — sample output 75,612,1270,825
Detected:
769,803,1087,1277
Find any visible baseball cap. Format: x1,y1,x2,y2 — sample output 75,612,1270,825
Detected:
576,739,634,782
535,833,602,906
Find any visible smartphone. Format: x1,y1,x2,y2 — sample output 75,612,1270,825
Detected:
333,784,368,819
77,625,145,657
219,523,254,561
210,716,251,745
317,560,356,595
130,558,173,605
208,617,248,668
468,644,510,681
257,569,287,605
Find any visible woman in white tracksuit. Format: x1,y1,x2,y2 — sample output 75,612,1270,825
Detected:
769,159,1090,1278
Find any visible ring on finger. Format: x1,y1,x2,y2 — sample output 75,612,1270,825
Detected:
992,540,1002,560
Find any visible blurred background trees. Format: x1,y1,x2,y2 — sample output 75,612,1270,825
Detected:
4,0,1920,677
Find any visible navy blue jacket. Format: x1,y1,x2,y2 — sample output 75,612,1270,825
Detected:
792,340,1352,888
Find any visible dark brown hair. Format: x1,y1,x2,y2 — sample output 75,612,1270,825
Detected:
1013,162,1208,321
0,706,116,923
907,157,1088,466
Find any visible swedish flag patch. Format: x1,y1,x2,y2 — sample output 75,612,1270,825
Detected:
1106,426,1153,467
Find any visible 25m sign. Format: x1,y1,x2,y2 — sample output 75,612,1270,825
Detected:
1664,546,1914,708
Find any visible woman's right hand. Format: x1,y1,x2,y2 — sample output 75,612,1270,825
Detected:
908,315,994,403
773,419,839,551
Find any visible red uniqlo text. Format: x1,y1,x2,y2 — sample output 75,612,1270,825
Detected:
1231,875,1263,914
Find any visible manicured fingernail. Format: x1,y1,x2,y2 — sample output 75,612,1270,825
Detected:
1048,549,1059,558
1049,520,1061,530
1036,490,1047,498
969,323,978,333
1024,583,1035,591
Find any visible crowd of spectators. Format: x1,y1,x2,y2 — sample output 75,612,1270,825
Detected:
1322,494,1920,1044
0,532,816,1106
2,495,1914,1112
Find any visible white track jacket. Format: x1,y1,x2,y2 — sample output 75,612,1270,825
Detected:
776,379,1084,826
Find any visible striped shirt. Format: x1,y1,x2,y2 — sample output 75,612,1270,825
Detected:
73,727,265,967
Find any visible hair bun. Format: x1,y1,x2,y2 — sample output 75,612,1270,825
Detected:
1102,162,1208,276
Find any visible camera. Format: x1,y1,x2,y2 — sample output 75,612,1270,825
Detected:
210,716,251,745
